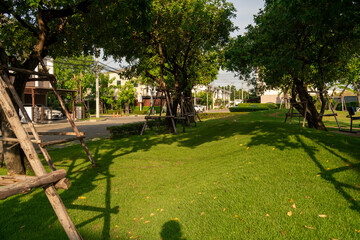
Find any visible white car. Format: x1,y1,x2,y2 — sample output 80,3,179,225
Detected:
41,106,63,120
194,105,205,113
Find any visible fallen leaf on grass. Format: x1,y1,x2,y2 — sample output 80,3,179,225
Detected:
272,148,275,151
304,225,315,230
234,215,239,218
305,196,311,199
200,212,205,216
78,196,86,199
246,147,250,151
150,213,154,217
287,211,293,216
172,218,179,221
213,196,217,199
240,144,243,146
291,203,296,209
280,230,286,236
190,200,194,203
223,208,226,212
144,221,150,224
265,214,270,217
289,198,294,203
318,214,327,218
330,238,339,240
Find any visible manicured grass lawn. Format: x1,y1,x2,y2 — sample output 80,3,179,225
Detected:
1,110,360,239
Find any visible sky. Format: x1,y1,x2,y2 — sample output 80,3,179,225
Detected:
213,0,265,89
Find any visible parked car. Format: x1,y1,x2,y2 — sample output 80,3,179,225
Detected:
194,105,206,113
20,105,63,122
39,105,63,120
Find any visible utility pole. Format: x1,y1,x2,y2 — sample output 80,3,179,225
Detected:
206,86,209,111
193,89,196,105
95,52,100,119
241,79,244,102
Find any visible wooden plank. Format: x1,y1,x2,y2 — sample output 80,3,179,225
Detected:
27,77,51,82
29,132,85,136
0,65,55,78
0,137,41,144
0,169,66,200
0,74,82,240
41,136,85,147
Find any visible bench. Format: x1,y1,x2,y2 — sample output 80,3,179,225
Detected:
347,106,360,132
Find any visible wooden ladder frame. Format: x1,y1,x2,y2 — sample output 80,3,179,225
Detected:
140,89,182,135
0,72,82,239
0,63,96,168
284,101,308,127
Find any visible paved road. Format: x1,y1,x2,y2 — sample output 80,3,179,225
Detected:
25,115,146,142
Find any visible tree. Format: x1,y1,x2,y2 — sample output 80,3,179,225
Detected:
225,0,360,130
107,0,236,120
0,0,151,174
116,81,136,114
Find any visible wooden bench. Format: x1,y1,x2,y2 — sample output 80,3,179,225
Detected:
347,106,360,132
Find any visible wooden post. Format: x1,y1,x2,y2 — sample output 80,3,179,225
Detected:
49,79,95,167
0,75,82,240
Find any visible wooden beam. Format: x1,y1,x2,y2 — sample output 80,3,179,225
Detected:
0,74,82,239
0,65,55,78
28,132,85,136
0,137,42,144
0,169,66,200
27,77,51,82
41,136,85,147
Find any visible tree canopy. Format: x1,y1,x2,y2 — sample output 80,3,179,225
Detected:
225,0,360,130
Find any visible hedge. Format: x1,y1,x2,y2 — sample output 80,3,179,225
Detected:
198,112,240,120
229,103,277,112
107,121,161,138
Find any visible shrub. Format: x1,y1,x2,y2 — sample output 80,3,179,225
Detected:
229,103,275,112
199,112,240,119
107,121,158,138
133,106,162,115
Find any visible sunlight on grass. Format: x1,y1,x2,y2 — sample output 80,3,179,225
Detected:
1,110,360,239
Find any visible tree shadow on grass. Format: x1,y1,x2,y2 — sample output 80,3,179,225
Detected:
1,111,360,238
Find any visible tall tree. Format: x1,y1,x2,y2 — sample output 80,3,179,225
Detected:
108,0,236,118
225,0,360,130
0,0,151,174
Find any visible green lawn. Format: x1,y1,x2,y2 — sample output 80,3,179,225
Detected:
1,110,360,239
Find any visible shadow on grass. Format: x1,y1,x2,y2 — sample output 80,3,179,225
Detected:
160,220,186,240
1,110,360,239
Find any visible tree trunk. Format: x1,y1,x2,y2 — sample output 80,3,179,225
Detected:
1,73,30,175
1,112,26,175
293,78,326,130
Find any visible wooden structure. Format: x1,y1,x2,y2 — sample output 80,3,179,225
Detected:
346,106,360,133
0,69,82,238
0,63,95,170
284,101,308,127
284,90,341,130
140,90,184,135
180,94,200,127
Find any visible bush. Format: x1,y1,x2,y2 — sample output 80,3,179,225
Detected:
229,103,276,112
107,121,159,138
133,106,162,115
199,112,240,119
333,101,359,111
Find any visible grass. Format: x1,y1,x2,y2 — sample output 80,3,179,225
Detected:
1,110,360,239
